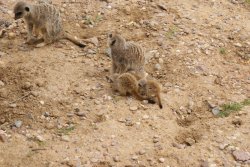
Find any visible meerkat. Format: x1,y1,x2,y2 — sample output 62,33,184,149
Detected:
108,32,147,79
13,1,85,47
138,79,163,109
110,72,146,101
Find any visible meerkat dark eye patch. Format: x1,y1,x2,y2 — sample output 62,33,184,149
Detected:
111,39,116,46
109,33,113,38
25,7,30,12
15,12,22,16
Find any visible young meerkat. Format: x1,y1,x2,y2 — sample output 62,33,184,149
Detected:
13,1,85,47
138,79,163,109
111,72,146,101
108,32,147,79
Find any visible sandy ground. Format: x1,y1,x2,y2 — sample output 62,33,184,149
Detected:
0,0,250,166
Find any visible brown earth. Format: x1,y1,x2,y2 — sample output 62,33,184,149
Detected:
0,0,249,167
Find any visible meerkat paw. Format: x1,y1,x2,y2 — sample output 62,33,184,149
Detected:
35,42,47,48
26,37,38,45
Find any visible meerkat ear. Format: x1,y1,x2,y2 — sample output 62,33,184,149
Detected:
25,7,30,12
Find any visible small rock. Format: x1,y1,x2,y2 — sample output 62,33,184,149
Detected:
40,101,45,105
113,156,120,162
8,32,15,39
232,150,250,162
124,6,131,15
172,143,186,149
30,91,39,97
89,37,99,46
219,143,229,150
22,82,32,90
153,138,159,143
61,135,70,142
132,155,138,160
185,137,195,146
200,161,209,167
0,80,4,86
211,107,220,115
36,135,45,142
0,130,7,143
234,43,242,47
139,150,146,155
14,120,22,128
9,103,17,108
154,63,161,71
35,79,45,87
158,158,165,163
158,58,164,64
45,123,54,129
129,106,138,111
75,111,86,117
90,158,98,163
142,115,149,120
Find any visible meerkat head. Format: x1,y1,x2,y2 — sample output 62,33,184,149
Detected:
13,1,31,20
108,32,126,48
138,79,148,96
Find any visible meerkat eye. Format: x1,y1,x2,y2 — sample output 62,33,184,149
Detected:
25,7,30,12
109,33,113,38
111,39,116,46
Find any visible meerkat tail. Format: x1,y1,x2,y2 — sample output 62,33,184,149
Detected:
157,94,163,109
63,33,86,47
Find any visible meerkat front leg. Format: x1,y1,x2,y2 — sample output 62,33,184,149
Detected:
26,23,37,44
35,29,52,48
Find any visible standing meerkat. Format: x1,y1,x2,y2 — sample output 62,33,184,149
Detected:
108,32,147,78
138,79,163,109
111,72,146,101
13,1,85,47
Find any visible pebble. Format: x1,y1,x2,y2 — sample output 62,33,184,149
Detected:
219,143,229,150
212,107,220,115
200,161,210,167
14,120,22,128
36,135,45,142
22,82,32,90
139,150,146,155
113,156,120,162
45,123,54,130
154,63,161,71
158,58,164,64
8,32,15,39
185,137,195,146
124,6,131,15
142,115,149,120
0,81,4,87
0,130,7,143
232,150,250,162
40,101,45,105
172,143,186,149
90,158,98,163
0,51,6,57
75,111,86,117
234,43,242,47
129,106,138,111
61,135,70,142
9,103,17,108
132,155,138,160
89,37,99,46
158,158,165,163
